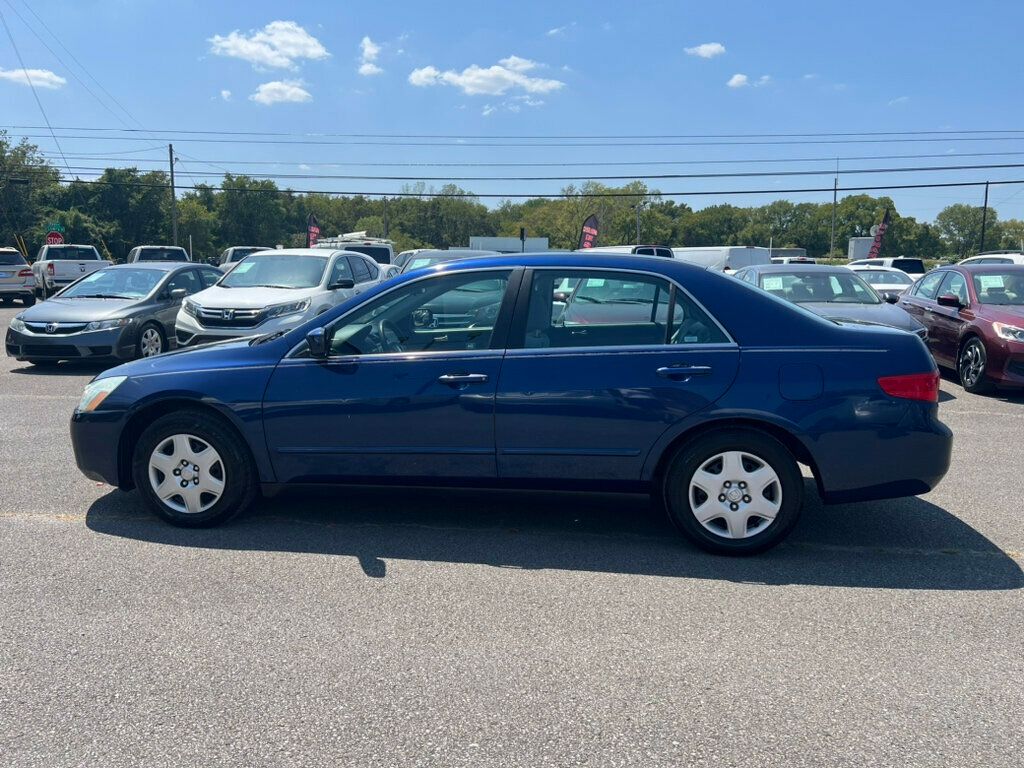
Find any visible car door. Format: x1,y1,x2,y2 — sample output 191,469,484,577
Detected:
899,269,946,337
494,268,740,483
928,270,971,365
156,269,205,335
262,268,520,482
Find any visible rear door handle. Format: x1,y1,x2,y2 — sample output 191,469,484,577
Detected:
656,365,713,381
438,373,489,386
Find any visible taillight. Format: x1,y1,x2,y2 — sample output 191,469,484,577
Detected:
17,268,32,277
877,371,940,402
46,263,54,275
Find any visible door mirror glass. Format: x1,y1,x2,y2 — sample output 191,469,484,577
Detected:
329,278,355,290
936,293,962,308
306,327,328,358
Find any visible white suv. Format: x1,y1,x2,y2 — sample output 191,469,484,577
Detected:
958,252,1024,266
175,248,382,346
847,257,926,280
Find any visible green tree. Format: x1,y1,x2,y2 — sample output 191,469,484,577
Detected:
215,174,286,246
935,203,998,258
0,132,61,253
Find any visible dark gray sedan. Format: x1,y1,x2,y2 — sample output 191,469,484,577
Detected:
733,264,928,339
5,262,221,365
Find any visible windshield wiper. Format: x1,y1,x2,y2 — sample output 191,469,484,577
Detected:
72,293,134,299
250,330,287,345
574,295,603,303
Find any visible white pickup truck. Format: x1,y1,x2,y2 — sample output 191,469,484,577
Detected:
32,244,108,298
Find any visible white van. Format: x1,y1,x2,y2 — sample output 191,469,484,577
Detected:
672,246,772,273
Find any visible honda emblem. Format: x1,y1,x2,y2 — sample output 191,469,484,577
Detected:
45,322,58,334
223,309,235,320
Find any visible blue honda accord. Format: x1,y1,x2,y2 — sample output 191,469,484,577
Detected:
70,253,952,555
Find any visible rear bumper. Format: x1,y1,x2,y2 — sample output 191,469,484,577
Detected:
71,409,127,487
0,283,34,296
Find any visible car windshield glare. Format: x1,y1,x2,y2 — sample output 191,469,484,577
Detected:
221,255,327,289
972,273,1024,305
760,272,880,304
62,268,162,299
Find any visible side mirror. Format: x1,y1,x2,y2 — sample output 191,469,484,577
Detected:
881,291,899,304
306,327,328,359
169,288,187,301
328,278,355,290
936,294,962,308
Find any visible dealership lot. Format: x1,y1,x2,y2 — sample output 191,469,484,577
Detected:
0,301,1021,766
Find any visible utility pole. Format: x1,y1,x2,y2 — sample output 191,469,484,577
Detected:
382,196,389,238
979,180,990,254
634,201,643,245
829,160,838,256
168,144,179,246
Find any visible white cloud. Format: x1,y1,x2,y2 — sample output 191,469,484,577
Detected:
408,55,564,96
0,67,66,89
546,22,575,37
358,35,383,75
220,89,232,101
727,73,749,88
803,73,817,80
755,75,771,87
209,20,328,70
249,79,312,105
888,95,910,106
684,42,726,59
482,105,496,117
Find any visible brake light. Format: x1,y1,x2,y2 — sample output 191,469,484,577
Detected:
46,262,55,275
877,371,940,402
17,268,32,277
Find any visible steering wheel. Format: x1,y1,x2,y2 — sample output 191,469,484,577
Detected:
373,318,404,353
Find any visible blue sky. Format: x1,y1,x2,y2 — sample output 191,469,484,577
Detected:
3,0,1024,221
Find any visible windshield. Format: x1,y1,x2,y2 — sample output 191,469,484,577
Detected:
0,252,27,266
46,246,99,260
759,271,880,304
62,268,161,299
138,248,188,261
342,244,391,264
857,270,913,286
972,272,1024,305
221,254,327,289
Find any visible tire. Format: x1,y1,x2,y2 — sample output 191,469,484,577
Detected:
131,409,258,527
662,428,803,556
958,337,993,394
38,283,50,299
136,322,165,359
0,297,9,306
21,295,35,307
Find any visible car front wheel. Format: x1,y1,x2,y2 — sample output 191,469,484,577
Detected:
132,410,257,527
137,322,165,358
958,337,992,394
662,429,803,555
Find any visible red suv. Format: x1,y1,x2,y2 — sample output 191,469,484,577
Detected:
899,264,1024,393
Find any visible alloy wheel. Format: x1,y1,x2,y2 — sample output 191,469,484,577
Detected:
148,434,225,514
687,450,783,539
959,340,986,389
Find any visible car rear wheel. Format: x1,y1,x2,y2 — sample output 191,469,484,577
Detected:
21,295,35,307
132,410,257,527
662,429,803,555
958,337,992,394
137,323,165,358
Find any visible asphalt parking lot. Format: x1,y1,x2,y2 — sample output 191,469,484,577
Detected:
0,303,1021,768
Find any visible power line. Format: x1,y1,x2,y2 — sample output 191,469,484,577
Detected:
0,7,70,172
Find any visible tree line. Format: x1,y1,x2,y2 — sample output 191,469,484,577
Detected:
2,132,1022,262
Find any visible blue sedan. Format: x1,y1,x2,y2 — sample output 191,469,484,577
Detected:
70,253,952,555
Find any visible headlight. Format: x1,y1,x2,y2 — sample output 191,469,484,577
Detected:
76,376,127,413
86,318,132,331
993,322,1024,342
9,315,26,332
264,299,310,319
183,299,199,317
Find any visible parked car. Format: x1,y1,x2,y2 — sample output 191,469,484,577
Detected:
847,257,926,280
70,252,951,556
393,248,432,270
898,264,1024,393
400,249,502,274
126,246,191,263
31,244,107,298
771,256,817,265
218,246,273,272
6,262,220,365
579,245,675,258
846,265,916,297
734,264,927,339
957,252,1024,266
0,247,36,306
672,246,772,273
314,233,394,264
175,248,383,346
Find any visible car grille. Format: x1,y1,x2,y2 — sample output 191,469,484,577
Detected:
23,322,89,335
195,307,264,328
21,344,80,357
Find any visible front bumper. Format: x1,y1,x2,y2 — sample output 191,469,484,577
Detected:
987,338,1024,387
5,326,136,361
175,308,310,346
71,408,127,486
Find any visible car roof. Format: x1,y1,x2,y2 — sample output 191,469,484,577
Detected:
413,249,502,259
742,263,850,275
135,244,187,249
953,263,1024,272
103,261,201,272
246,248,341,257
405,251,718,277
849,265,905,272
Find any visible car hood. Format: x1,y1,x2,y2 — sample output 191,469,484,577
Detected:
799,301,923,332
191,285,320,309
19,296,141,322
978,304,1024,324
100,336,269,380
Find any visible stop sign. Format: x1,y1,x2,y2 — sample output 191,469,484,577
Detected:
45,231,64,245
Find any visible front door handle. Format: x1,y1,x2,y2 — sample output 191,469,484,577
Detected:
656,365,713,381
438,373,489,386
